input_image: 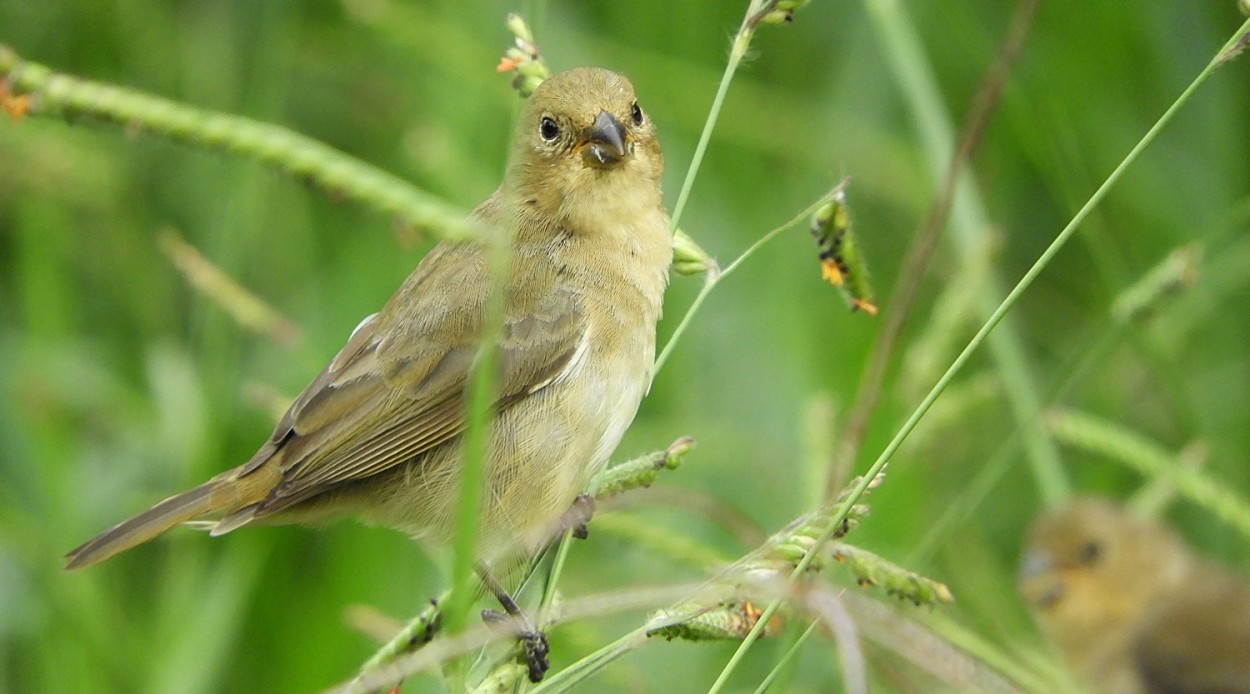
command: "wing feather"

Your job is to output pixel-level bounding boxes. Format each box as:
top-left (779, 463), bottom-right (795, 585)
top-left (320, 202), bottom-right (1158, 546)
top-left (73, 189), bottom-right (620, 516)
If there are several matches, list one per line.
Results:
top-left (234, 225), bottom-right (586, 521)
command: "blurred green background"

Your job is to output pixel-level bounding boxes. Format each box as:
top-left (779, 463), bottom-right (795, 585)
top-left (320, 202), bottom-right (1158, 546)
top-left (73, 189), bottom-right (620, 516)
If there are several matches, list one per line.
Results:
top-left (2, 1), bottom-right (1249, 692)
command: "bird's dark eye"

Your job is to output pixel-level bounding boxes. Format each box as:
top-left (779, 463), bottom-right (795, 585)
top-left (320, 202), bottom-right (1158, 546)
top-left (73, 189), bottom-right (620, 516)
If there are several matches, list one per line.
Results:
top-left (539, 116), bottom-right (560, 141)
top-left (1079, 541), bottom-right (1102, 565)
top-left (630, 101), bottom-right (643, 126)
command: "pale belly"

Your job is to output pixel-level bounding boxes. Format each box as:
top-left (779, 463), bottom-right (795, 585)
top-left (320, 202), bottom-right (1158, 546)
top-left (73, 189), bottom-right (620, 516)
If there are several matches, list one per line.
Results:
top-left (360, 335), bottom-right (653, 566)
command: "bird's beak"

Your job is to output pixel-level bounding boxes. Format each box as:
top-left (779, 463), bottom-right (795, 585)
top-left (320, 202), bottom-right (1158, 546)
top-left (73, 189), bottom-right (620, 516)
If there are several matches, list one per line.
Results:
top-left (1018, 551), bottom-right (1064, 608)
top-left (581, 111), bottom-right (629, 168)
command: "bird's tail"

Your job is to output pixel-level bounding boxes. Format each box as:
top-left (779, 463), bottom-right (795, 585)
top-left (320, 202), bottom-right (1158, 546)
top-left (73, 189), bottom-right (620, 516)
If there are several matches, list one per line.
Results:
top-left (64, 478), bottom-right (237, 570)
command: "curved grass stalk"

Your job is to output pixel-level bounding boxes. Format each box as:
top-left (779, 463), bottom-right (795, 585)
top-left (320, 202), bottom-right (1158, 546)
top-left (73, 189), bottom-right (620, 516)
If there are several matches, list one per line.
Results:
top-left (1047, 409), bottom-right (1250, 539)
top-left (705, 13), bottom-right (1250, 693)
top-left (0, 44), bottom-right (475, 240)
top-left (668, 0), bottom-right (775, 232)
top-left (654, 193), bottom-right (834, 376)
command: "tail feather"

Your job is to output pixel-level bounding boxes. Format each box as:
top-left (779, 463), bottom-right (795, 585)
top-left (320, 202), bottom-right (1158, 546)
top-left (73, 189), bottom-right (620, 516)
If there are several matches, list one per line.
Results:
top-left (65, 480), bottom-right (228, 570)
top-left (210, 503), bottom-right (261, 536)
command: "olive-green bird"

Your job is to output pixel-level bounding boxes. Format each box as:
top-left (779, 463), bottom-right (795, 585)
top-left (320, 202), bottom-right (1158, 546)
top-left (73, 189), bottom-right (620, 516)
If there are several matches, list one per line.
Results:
top-left (65, 67), bottom-right (671, 574)
top-left (1020, 497), bottom-right (1250, 694)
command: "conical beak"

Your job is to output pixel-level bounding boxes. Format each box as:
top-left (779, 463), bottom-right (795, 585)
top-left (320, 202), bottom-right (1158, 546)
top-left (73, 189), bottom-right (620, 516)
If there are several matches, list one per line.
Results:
top-left (1018, 550), bottom-right (1063, 608)
top-left (582, 110), bottom-right (629, 168)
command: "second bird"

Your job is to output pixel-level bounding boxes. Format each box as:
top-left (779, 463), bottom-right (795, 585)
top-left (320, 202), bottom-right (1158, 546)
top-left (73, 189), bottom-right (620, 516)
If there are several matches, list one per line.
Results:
top-left (1020, 498), bottom-right (1250, 694)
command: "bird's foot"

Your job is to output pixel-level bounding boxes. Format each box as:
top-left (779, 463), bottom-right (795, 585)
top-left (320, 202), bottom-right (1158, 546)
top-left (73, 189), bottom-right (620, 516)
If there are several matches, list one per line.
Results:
top-left (480, 609), bottom-right (550, 681)
top-left (520, 629), bottom-right (550, 682)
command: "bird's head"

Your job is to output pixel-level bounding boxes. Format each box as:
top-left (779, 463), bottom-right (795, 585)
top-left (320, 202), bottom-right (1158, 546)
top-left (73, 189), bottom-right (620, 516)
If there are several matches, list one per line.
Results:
top-left (505, 67), bottom-right (663, 232)
top-left (1019, 498), bottom-right (1190, 642)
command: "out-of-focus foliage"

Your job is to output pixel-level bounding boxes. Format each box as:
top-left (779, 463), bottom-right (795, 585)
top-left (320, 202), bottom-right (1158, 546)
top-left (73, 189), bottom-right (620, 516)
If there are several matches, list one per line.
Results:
top-left (1, 1), bottom-right (1248, 692)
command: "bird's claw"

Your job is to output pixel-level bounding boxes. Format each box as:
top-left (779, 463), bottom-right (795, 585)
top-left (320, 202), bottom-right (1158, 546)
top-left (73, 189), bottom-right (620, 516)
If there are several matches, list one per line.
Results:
top-left (520, 629), bottom-right (550, 682)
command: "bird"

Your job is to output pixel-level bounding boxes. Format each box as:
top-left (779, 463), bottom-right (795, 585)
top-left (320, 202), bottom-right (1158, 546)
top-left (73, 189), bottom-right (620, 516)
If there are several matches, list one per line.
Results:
top-left (65, 67), bottom-right (669, 581)
top-left (1019, 497), bottom-right (1250, 694)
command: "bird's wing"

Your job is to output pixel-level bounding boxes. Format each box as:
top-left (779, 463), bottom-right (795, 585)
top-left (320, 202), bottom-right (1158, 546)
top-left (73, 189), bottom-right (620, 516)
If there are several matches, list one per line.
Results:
top-left (1132, 564), bottom-right (1250, 694)
top-left (226, 226), bottom-right (584, 522)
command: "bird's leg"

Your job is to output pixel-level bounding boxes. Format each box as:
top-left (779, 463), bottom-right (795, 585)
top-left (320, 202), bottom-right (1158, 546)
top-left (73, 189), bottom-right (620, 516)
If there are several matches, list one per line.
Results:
top-left (477, 565), bottom-right (550, 683)
top-left (472, 494), bottom-right (597, 681)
